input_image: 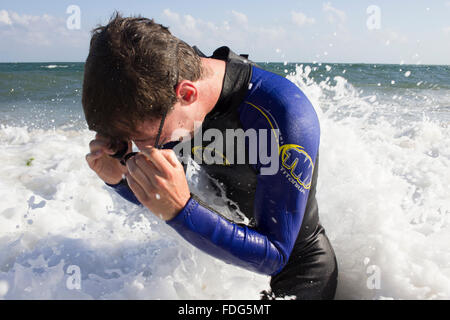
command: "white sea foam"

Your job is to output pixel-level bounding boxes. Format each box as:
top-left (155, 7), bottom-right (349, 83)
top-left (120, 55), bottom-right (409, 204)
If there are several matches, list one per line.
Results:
top-left (0, 66), bottom-right (449, 299)
top-left (288, 65), bottom-right (450, 299)
top-left (41, 65), bottom-right (69, 69)
top-left (0, 126), bottom-right (268, 299)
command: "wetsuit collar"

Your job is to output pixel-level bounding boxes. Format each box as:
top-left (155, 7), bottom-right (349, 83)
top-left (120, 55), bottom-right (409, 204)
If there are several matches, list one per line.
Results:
top-left (203, 46), bottom-right (252, 121)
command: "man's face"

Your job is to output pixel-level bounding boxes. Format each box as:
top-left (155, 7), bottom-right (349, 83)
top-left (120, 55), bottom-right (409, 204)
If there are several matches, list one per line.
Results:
top-left (127, 80), bottom-right (202, 150)
top-left (130, 106), bottom-right (196, 151)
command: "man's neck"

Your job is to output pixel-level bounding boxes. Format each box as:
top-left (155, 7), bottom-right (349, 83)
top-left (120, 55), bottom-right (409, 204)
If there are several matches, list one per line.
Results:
top-left (197, 57), bottom-right (226, 118)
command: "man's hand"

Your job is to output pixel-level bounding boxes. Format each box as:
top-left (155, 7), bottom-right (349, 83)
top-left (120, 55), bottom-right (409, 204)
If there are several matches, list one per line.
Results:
top-left (86, 134), bottom-right (130, 185)
top-left (125, 147), bottom-right (190, 221)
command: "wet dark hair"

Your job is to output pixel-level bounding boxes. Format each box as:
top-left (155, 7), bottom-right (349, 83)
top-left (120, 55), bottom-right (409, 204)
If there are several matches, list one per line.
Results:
top-left (82, 12), bottom-right (204, 139)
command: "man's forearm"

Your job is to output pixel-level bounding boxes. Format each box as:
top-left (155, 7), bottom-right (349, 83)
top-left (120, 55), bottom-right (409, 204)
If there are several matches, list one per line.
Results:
top-left (166, 195), bottom-right (286, 276)
top-left (107, 180), bottom-right (287, 275)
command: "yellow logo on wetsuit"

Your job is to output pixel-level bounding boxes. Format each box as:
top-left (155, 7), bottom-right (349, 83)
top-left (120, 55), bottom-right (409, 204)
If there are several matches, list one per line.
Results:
top-left (192, 146), bottom-right (231, 166)
top-left (279, 144), bottom-right (314, 190)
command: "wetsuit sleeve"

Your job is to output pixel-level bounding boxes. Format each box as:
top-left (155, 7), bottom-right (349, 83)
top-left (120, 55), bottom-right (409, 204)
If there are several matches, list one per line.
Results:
top-left (167, 74), bottom-right (320, 276)
top-left (167, 194), bottom-right (284, 275)
top-left (106, 179), bottom-right (141, 206)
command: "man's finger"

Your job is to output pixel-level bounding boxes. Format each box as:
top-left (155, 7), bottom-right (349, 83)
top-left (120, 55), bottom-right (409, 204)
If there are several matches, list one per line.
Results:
top-left (95, 133), bottom-right (112, 142)
top-left (126, 156), bottom-right (156, 192)
top-left (160, 149), bottom-right (179, 168)
top-left (85, 150), bottom-right (103, 164)
top-left (141, 147), bottom-right (172, 174)
top-left (133, 154), bottom-right (166, 188)
top-left (125, 173), bottom-right (148, 202)
top-left (89, 140), bottom-right (116, 155)
top-left (135, 154), bottom-right (170, 193)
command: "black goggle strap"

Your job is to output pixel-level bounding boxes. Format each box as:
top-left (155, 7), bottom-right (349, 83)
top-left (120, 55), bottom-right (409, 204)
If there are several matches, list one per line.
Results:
top-left (153, 109), bottom-right (167, 149)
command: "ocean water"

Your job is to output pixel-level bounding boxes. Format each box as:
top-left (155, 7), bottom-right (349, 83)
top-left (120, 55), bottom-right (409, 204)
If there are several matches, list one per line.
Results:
top-left (0, 62), bottom-right (449, 299)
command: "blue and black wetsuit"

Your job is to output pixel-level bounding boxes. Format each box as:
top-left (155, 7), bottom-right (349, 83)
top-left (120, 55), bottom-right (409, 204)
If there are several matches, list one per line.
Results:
top-left (109, 46), bottom-right (338, 299)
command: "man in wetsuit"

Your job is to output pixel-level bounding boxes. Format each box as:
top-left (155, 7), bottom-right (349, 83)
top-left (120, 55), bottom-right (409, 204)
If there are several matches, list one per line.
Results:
top-left (83, 14), bottom-right (338, 299)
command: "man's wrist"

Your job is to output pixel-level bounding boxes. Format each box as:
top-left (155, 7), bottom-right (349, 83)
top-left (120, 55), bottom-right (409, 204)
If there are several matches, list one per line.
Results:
top-left (166, 194), bottom-right (198, 223)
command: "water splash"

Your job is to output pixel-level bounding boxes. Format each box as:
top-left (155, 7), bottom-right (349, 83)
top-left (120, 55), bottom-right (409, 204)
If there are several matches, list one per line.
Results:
top-left (0, 65), bottom-right (449, 299)
top-left (288, 64), bottom-right (450, 299)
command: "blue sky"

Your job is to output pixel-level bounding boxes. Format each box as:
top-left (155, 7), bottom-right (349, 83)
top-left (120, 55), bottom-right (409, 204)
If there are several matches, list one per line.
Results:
top-left (1, 0), bottom-right (449, 64)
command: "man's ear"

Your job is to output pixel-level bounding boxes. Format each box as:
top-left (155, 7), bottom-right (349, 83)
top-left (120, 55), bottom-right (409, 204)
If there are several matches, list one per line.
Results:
top-left (177, 81), bottom-right (197, 105)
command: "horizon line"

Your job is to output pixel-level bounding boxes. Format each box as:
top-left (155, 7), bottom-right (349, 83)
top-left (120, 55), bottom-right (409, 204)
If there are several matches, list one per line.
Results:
top-left (0, 61), bottom-right (449, 67)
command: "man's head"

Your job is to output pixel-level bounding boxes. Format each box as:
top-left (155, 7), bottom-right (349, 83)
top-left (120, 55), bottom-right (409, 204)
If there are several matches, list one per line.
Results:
top-left (82, 13), bottom-right (204, 147)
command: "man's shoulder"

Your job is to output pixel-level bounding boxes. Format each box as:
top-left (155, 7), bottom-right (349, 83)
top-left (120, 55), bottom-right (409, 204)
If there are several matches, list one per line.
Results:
top-left (242, 67), bottom-right (318, 127)
top-left (237, 66), bottom-right (320, 154)
top-left (249, 66), bottom-right (307, 103)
